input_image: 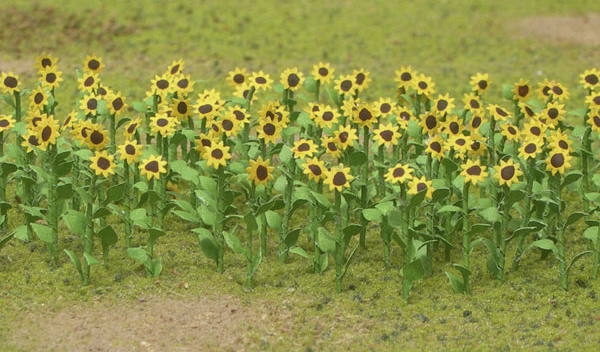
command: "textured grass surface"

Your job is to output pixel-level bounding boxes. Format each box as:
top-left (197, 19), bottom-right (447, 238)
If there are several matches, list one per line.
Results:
top-left (1, 0), bottom-right (600, 350)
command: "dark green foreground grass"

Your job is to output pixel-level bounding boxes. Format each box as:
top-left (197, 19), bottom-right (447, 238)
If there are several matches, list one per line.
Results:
top-left (1, 0), bottom-right (600, 350)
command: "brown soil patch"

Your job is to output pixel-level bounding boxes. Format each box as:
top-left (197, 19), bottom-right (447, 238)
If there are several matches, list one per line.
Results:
top-left (8, 295), bottom-right (293, 352)
top-left (511, 14), bottom-right (600, 46)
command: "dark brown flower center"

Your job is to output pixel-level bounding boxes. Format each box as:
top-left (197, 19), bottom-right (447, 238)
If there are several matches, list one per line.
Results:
top-left (28, 134), bottom-right (40, 146)
top-left (87, 98), bottom-right (98, 110)
top-left (222, 119), bottom-right (233, 131)
top-left (97, 157), bottom-right (111, 170)
top-left (256, 165), bottom-right (268, 180)
top-left (198, 104), bottom-right (213, 114)
top-left (455, 138), bottom-right (466, 146)
top-left (501, 165), bottom-right (515, 180)
top-left (0, 119), bottom-right (9, 128)
top-left (547, 108), bottom-right (558, 119)
top-left (177, 78), bottom-right (189, 88)
top-left (380, 103), bottom-right (391, 113)
top-left (233, 73), bottom-right (245, 84)
top-left (558, 140), bottom-right (568, 149)
top-left (495, 107), bottom-right (507, 117)
top-left (332, 172), bottom-right (346, 186)
top-left (508, 126), bottom-right (517, 135)
top-left (470, 100), bottom-right (480, 109)
top-left (32, 117), bottom-right (42, 127)
top-left (449, 122), bottom-right (459, 134)
top-left (552, 86), bottom-right (563, 95)
top-left (437, 100), bottom-right (448, 111)
top-left (593, 115), bottom-right (600, 127)
top-left (263, 123), bottom-right (275, 135)
top-left (338, 132), bottom-right (349, 143)
top-left (327, 142), bottom-right (337, 152)
top-left (355, 73), bottom-right (366, 85)
top-left (400, 111), bottom-right (411, 121)
top-left (127, 123), bottom-right (138, 134)
top-left (401, 72), bottom-right (411, 81)
top-left (340, 80), bottom-right (352, 92)
top-left (157, 118), bottom-right (168, 127)
top-left (211, 149), bottom-right (224, 159)
top-left (425, 115), bottom-right (437, 130)
top-left (478, 80), bottom-right (487, 89)
top-left (232, 110), bottom-right (244, 121)
top-left (530, 127), bottom-right (541, 136)
top-left (418, 81), bottom-right (428, 89)
top-left (393, 167), bottom-right (405, 178)
top-left (585, 74), bottom-right (599, 85)
top-left (416, 182), bottom-right (427, 192)
top-left (90, 130), bottom-right (104, 145)
top-left (84, 76), bottom-right (95, 87)
top-left (41, 58), bottom-right (52, 67)
top-left (170, 64), bottom-right (180, 75)
top-left (287, 73), bottom-right (300, 87)
top-left (125, 144), bottom-right (136, 155)
top-left (322, 111), bottom-right (334, 121)
top-left (471, 116), bottom-right (482, 128)
top-left (430, 141), bottom-right (441, 152)
top-left (88, 59), bottom-right (100, 70)
top-left (550, 153), bottom-right (564, 168)
top-left (177, 101), bottom-right (188, 114)
top-left (466, 165), bottom-right (481, 176)
top-left (593, 96), bottom-right (600, 105)
top-left (518, 85), bottom-right (529, 97)
top-left (34, 93), bottom-right (44, 104)
top-left (380, 130), bottom-right (393, 142)
top-left (297, 143), bottom-right (310, 152)
top-left (255, 77), bottom-right (267, 84)
top-left (524, 143), bottom-right (536, 154)
top-left (145, 161), bottom-right (159, 172)
top-left (358, 108), bottom-right (372, 121)
top-left (112, 97), bottom-right (124, 111)
top-left (318, 67), bottom-right (328, 76)
top-left (45, 73), bottom-right (57, 83)
top-left (308, 164), bottom-right (322, 176)
top-left (41, 126), bottom-right (52, 142)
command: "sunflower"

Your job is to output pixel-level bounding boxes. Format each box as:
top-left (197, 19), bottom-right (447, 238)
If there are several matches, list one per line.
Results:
top-left (22, 131), bottom-right (43, 152)
top-left (341, 96), bottom-right (360, 117)
top-left (322, 136), bottom-right (341, 159)
top-left (448, 134), bottom-right (471, 159)
top-left (539, 102), bottom-right (565, 126)
top-left (124, 118), bottom-right (142, 139)
top-left (585, 92), bottom-right (600, 110)
top-left (194, 132), bottom-right (217, 154)
top-left (463, 92), bottom-right (483, 113)
top-left (414, 74), bottom-right (435, 96)
top-left (425, 135), bottom-right (445, 160)
top-left (89, 150), bottom-right (116, 178)
top-left (334, 75), bottom-right (355, 95)
top-left (116, 140), bottom-right (142, 164)
top-left (78, 72), bottom-right (100, 93)
top-left (256, 120), bottom-right (281, 144)
top-left (373, 123), bottom-right (400, 148)
top-left (217, 114), bottom-right (241, 137)
top-left (460, 159), bottom-right (488, 186)
top-left (433, 93), bottom-right (455, 115)
top-left (80, 94), bottom-right (100, 116)
top-left (150, 113), bottom-right (177, 137)
top-left (97, 85), bottom-right (110, 97)
top-left (302, 157), bottom-right (327, 182)
top-left (0, 115), bottom-right (15, 133)
top-left (353, 68), bottom-right (371, 92)
top-left (581, 69), bottom-right (600, 90)
top-left (166, 98), bottom-right (189, 121)
top-left (512, 79), bottom-right (531, 101)
top-left (227, 106), bottom-right (250, 125)
top-left (314, 105), bottom-right (339, 128)
top-left (419, 112), bottom-right (440, 135)
top-left (548, 82), bottom-right (569, 101)
top-left (106, 92), bottom-right (127, 115)
top-left (487, 104), bottom-right (511, 122)
top-left (500, 123), bottom-right (520, 142)
top-left (396, 106), bottom-right (414, 130)
top-left (233, 84), bottom-right (258, 103)
top-left (258, 102), bottom-right (289, 126)
top-left (227, 68), bottom-right (248, 87)
top-left (26, 111), bottom-right (46, 130)
top-left (334, 124), bottom-right (358, 150)
top-left (139, 155), bottom-right (168, 180)
top-left (394, 66), bottom-right (417, 89)
top-left (30, 86), bottom-right (48, 110)
top-left (249, 71), bottom-right (273, 91)
top-left (202, 141), bottom-right (231, 169)
top-left (171, 73), bottom-right (193, 95)
top-left (150, 74), bottom-right (174, 97)
top-left (86, 124), bottom-right (110, 150)
top-left (546, 151), bottom-right (572, 175)
top-left (166, 59), bottom-right (184, 76)
top-left (537, 79), bottom-right (553, 100)
top-left (373, 98), bottom-right (396, 118)
top-left (468, 113), bottom-right (487, 131)
top-left (71, 119), bottom-right (93, 145)
top-left (292, 139), bottom-right (318, 159)
top-left (246, 157), bottom-right (274, 186)
top-left (519, 139), bottom-right (543, 160)
top-left (518, 101), bottom-right (537, 119)
top-left (35, 53), bottom-right (58, 73)
top-left (385, 163), bottom-right (413, 184)
top-left (36, 115), bottom-right (60, 148)
top-left (83, 55), bottom-right (104, 73)
top-left (588, 111), bottom-right (600, 133)
top-left (39, 67), bottom-right (63, 89)
top-left (493, 159), bottom-right (523, 187)
top-left (547, 130), bottom-right (573, 154)
top-left (194, 91), bottom-right (224, 121)
top-left (312, 62), bottom-right (335, 83)
top-left (523, 120), bottom-right (546, 140)
top-left (467, 133), bottom-right (487, 158)
top-left (353, 102), bottom-right (378, 129)
top-left (0, 72), bottom-right (19, 93)
top-left (408, 176), bottom-right (434, 199)
top-left (281, 68), bottom-right (304, 91)
top-left (325, 164), bottom-right (354, 192)
top-left (442, 115), bottom-right (464, 136)
top-left (470, 73), bottom-right (491, 94)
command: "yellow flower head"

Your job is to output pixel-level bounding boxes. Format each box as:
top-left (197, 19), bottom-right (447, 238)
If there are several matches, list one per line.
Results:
top-left (90, 150), bottom-right (116, 178)
top-left (373, 123), bottom-right (400, 148)
top-left (83, 55), bottom-right (104, 73)
top-left (334, 124), bottom-right (358, 150)
top-left (246, 157), bottom-right (275, 186)
top-left (470, 73), bottom-right (491, 94)
top-left (580, 69), bottom-right (600, 91)
top-left (385, 163), bottom-right (414, 184)
top-left (281, 68), bottom-right (304, 91)
top-left (353, 68), bottom-right (371, 92)
top-left (546, 151), bottom-right (572, 176)
top-left (118, 140), bottom-right (143, 164)
top-left (334, 75), bottom-right (355, 95)
top-left (408, 176), bottom-right (434, 199)
top-left (249, 70), bottom-right (273, 91)
top-left (0, 115), bottom-right (15, 133)
top-left (460, 159), bottom-right (488, 186)
top-left (433, 93), bottom-right (455, 115)
top-left (512, 78), bottom-right (531, 101)
top-left (493, 159), bottom-right (523, 187)
top-left (325, 164), bottom-right (354, 192)
top-left (202, 141), bottom-right (231, 169)
top-left (35, 53), bottom-right (58, 73)
top-left (302, 157), bottom-right (327, 182)
top-left (312, 62), bottom-right (335, 83)
top-left (139, 155), bottom-right (168, 180)
top-left (394, 66), bottom-right (417, 89)
top-left (227, 67), bottom-right (248, 87)
top-left (166, 59), bottom-right (185, 76)
top-left (39, 66), bottom-right (63, 89)
top-left (0, 72), bottom-right (19, 93)
top-left (292, 139), bottom-right (318, 159)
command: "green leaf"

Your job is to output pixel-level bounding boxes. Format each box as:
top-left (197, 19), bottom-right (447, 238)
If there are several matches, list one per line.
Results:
top-left (147, 228), bottom-right (166, 245)
top-left (198, 176), bottom-right (217, 196)
top-left (0, 232), bottom-right (14, 251)
top-left (64, 249), bottom-right (84, 281)
top-left (501, 83), bottom-right (513, 100)
top-left (93, 207), bottom-right (111, 219)
top-left (12, 225), bottom-right (29, 242)
top-left (506, 190), bottom-right (525, 206)
top-left (0, 162), bottom-right (17, 177)
top-left (584, 226), bottom-right (599, 243)
top-left (438, 205), bottom-right (462, 213)
top-left (374, 201), bottom-right (394, 216)
top-left (349, 151), bottom-right (368, 167)
top-left (200, 206), bottom-right (217, 226)
top-left (127, 247), bottom-right (149, 265)
top-left (290, 247), bottom-right (310, 259)
top-left (445, 271), bottom-right (465, 294)
top-left (479, 207), bottom-right (501, 223)
top-left (532, 239), bottom-right (557, 252)
top-left (170, 160), bottom-right (199, 185)
top-left (388, 209), bottom-right (403, 228)
top-left (265, 210), bottom-right (281, 229)
top-left (97, 226), bottom-right (118, 257)
top-left (244, 213), bottom-right (258, 232)
top-left (195, 229), bottom-right (219, 262)
top-left (256, 196), bottom-right (280, 214)
top-left (130, 208), bottom-right (149, 229)
top-left (564, 212), bottom-right (586, 228)
top-left (284, 228), bottom-right (301, 247)
top-left (585, 192), bottom-right (600, 205)
top-left (132, 101), bottom-right (147, 113)
top-left (105, 183), bottom-right (126, 204)
top-left (273, 175), bottom-right (287, 194)
top-left (31, 223), bottom-right (54, 244)
top-left (56, 183), bottom-right (73, 200)
top-left (442, 158), bottom-right (459, 173)
top-left (408, 189), bottom-right (426, 209)
top-left (343, 224), bottom-right (362, 238)
top-left (316, 228), bottom-right (336, 253)
top-left (362, 208), bottom-right (382, 223)
top-left (84, 252), bottom-right (101, 266)
top-left (310, 190), bottom-right (331, 208)
top-left (466, 223), bottom-right (491, 237)
top-left (223, 231), bottom-right (245, 254)
top-left (402, 259), bottom-right (425, 302)
top-left (431, 188), bottom-right (450, 203)
top-left (561, 171), bottom-right (582, 189)
top-left (279, 145), bottom-right (293, 164)
top-left (63, 210), bottom-right (86, 237)
top-left (304, 76), bottom-right (318, 93)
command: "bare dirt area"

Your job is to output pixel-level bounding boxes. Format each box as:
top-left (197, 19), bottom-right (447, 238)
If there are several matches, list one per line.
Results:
top-left (511, 14), bottom-right (600, 46)
top-left (7, 294), bottom-right (294, 352)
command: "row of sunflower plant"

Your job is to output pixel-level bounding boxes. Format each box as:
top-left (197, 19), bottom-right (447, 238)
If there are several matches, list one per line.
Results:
top-left (1, 55), bottom-right (600, 299)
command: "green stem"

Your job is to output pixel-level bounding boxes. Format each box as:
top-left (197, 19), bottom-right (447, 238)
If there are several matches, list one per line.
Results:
top-left (498, 186), bottom-right (510, 281)
top-left (462, 181), bottom-right (471, 294)
top-left (359, 126), bottom-right (370, 248)
top-left (279, 159), bottom-right (296, 263)
top-left (84, 173), bottom-right (97, 285)
top-left (334, 191), bottom-right (343, 293)
top-left (124, 160), bottom-right (132, 248)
